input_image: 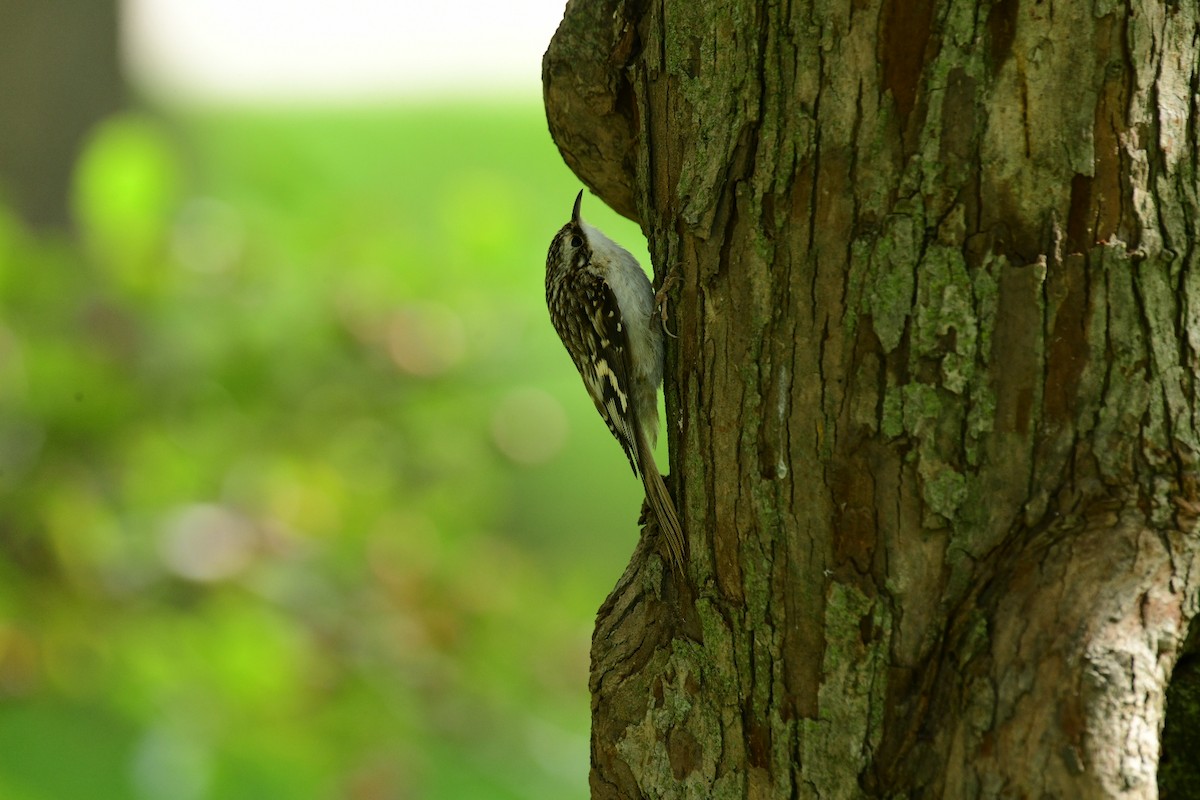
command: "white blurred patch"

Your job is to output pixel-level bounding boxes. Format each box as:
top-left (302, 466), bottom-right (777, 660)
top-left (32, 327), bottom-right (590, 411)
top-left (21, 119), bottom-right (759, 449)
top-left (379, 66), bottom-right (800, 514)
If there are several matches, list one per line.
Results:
top-left (160, 503), bottom-right (256, 582)
top-left (121, 0), bottom-right (568, 103)
top-left (490, 387), bottom-right (567, 466)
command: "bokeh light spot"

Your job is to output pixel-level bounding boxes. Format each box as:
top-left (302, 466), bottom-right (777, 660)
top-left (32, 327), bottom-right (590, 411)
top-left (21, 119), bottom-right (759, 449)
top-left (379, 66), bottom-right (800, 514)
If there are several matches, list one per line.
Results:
top-left (0, 414), bottom-right (45, 486)
top-left (159, 503), bottom-right (256, 582)
top-left (72, 114), bottom-right (182, 292)
top-left (170, 197), bottom-right (246, 275)
top-left (0, 322), bottom-right (26, 402)
top-left (386, 302), bottom-right (466, 377)
top-left (131, 725), bottom-right (211, 800)
top-left (490, 387), bottom-right (568, 466)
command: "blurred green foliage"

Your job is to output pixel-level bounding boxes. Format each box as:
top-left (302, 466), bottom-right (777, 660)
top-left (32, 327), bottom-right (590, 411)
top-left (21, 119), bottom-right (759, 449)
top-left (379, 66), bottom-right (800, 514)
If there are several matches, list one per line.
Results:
top-left (0, 103), bottom-right (654, 799)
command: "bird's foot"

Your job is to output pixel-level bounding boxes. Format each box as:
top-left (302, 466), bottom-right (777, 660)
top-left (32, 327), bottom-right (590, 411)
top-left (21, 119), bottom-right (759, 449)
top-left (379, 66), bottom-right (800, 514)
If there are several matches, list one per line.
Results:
top-left (655, 267), bottom-right (680, 339)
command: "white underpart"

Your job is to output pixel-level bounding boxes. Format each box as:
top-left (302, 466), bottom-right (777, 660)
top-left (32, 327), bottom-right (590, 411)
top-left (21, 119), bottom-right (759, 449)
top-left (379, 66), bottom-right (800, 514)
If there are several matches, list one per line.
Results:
top-left (580, 220), bottom-right (664, 448)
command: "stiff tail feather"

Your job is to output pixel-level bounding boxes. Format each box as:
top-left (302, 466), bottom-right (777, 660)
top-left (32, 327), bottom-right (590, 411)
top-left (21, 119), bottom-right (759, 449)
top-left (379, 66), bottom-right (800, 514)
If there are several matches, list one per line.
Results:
top-left (636, 430), bottom-right (686, 576)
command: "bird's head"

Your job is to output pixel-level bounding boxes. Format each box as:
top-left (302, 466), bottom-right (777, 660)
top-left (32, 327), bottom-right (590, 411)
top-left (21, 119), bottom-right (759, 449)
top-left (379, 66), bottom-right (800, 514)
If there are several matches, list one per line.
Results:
top-left (546, 190), bottom-right (591, 273)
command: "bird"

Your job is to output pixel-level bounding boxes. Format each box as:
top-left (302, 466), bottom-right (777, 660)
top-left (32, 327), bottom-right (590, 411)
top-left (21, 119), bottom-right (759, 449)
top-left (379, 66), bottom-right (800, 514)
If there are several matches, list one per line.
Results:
top-left (544, 190), bottom-right (685, 575)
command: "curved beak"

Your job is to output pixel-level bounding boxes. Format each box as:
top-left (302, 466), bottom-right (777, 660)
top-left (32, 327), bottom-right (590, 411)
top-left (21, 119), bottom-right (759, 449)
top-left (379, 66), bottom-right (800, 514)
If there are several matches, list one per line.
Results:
top-left (571, 190), bottom-right (583, 226)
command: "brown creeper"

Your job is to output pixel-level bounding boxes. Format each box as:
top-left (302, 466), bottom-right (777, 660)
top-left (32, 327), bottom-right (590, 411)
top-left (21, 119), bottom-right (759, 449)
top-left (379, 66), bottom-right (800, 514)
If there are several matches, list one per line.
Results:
top-left (545, 191), bottom-right (685, 575)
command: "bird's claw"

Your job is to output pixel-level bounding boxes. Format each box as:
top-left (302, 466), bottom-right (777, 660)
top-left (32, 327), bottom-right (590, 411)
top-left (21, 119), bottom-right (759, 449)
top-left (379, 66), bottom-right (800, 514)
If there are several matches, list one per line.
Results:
top-left (655, 267), bottom-right (680, 339)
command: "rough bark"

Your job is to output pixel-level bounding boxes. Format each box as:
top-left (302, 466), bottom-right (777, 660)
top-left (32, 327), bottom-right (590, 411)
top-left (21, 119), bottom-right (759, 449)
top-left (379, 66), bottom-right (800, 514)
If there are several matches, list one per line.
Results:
top-left (546, 0), bottom-right (1200, 797)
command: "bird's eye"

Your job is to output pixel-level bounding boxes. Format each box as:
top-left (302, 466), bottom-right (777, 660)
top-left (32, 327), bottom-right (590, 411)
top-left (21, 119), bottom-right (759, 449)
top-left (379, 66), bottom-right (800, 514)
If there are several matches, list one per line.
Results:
top-left (570, 234), bottom-right (583, 248)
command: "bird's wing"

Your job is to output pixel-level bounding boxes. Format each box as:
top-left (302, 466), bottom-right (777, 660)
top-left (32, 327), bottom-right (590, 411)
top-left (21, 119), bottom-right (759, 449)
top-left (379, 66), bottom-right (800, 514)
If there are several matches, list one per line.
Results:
top-left (570, 273), bottom-right (641, 477)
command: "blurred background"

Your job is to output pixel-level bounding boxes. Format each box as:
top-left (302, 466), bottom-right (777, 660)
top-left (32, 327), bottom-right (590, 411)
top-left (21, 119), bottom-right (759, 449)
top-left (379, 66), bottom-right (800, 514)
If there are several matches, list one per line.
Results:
top-left (0, 2), bottom-right (653, 797)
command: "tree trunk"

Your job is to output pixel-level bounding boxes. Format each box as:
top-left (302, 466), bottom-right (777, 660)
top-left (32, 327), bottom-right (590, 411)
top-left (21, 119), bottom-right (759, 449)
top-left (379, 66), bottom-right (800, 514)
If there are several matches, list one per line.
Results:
top-left (0, 0), bottom-right (123, 228)
top-left (545, 0), bottom-right (1200, 797)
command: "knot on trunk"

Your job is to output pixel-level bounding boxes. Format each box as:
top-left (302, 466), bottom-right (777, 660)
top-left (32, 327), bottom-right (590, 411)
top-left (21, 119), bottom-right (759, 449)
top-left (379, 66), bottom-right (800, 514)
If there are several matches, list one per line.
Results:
top-left (543, 0), bottom-right (641, 222)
